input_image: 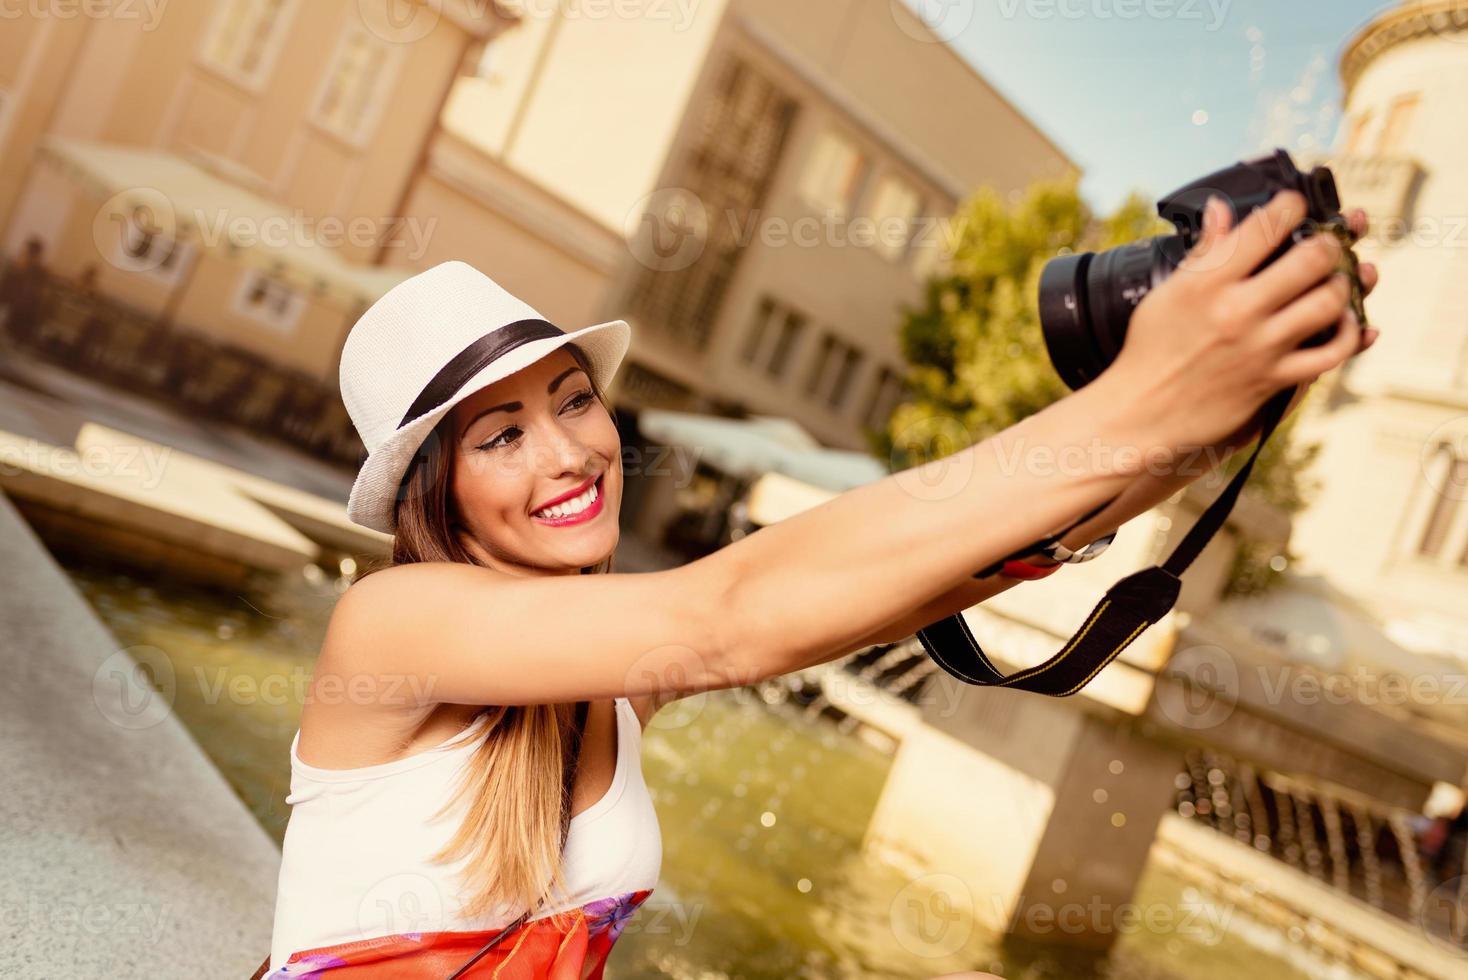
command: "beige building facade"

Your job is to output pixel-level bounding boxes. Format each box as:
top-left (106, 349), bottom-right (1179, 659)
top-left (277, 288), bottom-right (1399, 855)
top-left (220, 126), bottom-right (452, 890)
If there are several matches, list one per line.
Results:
top-left (1, 0), bottom-right (1076, 453)
top-left (0, 0), bottom-right (516, 381)
top-left (403, 0), bottom-right (1079, 449)
top-left (1293, 0), bottom-right (1468, 658)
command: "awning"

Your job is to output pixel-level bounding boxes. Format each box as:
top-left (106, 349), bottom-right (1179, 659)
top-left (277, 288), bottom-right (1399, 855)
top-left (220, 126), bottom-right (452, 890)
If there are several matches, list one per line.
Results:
top-left (637, 409), bottom-right (888, 493)
top-left (1220, 572), bottom-right (1450, 677)
top-left (36, 136), bottom-right (413, 309)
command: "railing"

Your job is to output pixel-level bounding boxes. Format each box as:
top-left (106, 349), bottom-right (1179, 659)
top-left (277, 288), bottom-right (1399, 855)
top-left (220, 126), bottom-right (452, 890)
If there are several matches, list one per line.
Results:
top-left (1175, 747), bottom-right (1468, 951)
top-left (0, 261), bottom-right (363, 467)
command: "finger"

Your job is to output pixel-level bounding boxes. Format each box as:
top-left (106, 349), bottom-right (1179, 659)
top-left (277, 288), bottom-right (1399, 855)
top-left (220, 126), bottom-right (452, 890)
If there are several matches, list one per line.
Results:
top-left (1245, 232), bottom-right (1344, 314)
top-left (1213, 190), bottom-right (1309, 281)
top-left (1361, 327), bottom-right (1380, 351)
top-left (1264, 273), bottom-right (1352, 349)
top-left (1361, 262), bottom-right (1378, 296)
top-left (1346, 207), bottom-right (1369, 240)
top-left (1179, 196), bottom-right (1235, 272)
top-left (1273, 309), bottom-right (1364, 386)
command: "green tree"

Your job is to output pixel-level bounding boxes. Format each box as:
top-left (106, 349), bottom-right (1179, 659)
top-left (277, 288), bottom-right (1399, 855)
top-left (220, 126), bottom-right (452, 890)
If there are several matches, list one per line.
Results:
top-left (863, 174), bottom-right (1320, 597)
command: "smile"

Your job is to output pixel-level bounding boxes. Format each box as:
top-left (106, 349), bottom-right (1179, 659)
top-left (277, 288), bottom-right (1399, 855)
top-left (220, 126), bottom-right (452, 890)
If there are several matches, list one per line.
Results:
top-left (531, 474), bottom-right (605, 527)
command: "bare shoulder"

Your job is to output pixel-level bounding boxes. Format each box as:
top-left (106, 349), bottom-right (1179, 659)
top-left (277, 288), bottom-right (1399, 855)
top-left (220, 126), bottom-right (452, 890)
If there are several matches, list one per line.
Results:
top-left (323, 563), bottom-right (483, 664)
top-left (330, 561), bottom-right (495, 628)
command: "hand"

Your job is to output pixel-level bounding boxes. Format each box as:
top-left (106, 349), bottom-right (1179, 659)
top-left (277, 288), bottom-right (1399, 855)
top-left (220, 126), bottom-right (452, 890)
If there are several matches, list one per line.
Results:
top-left (1215, 205), bottom-right (1380, 453)
top-left (1104, 189), bottom-right (1371, 461)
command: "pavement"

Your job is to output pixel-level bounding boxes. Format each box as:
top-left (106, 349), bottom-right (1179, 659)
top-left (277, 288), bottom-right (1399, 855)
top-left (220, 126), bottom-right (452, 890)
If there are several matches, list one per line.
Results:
top-left (0, 489), bottom-right (280, 978)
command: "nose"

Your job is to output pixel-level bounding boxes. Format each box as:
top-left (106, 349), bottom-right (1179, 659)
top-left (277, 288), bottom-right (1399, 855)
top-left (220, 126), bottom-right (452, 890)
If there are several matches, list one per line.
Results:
top-left (541, 416), bottom-right (596, 481)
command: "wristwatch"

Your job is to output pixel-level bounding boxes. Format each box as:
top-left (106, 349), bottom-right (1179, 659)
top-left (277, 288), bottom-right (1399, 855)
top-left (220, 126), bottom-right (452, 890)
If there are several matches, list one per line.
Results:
top-left (973, 528), bottom-right (1119, 581)
top-left (1039, 529), bottom-right (1117, 564)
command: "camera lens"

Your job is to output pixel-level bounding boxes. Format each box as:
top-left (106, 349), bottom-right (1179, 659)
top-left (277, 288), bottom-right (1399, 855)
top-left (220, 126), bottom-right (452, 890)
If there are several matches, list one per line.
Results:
top-left (1039, 238), bottom-right (1176, 391)
top-left (1038, 252), bottom-right (1105, 391)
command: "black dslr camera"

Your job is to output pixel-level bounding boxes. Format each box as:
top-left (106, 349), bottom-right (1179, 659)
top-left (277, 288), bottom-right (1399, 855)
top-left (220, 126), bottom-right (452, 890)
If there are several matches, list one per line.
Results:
top-left (1038, 148), bottom-right (1369, 391)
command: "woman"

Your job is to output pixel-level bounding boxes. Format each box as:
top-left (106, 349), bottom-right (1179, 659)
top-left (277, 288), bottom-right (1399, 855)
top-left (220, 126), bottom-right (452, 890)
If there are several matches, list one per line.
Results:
top-left (262, 192), bottom-right (1377, 978)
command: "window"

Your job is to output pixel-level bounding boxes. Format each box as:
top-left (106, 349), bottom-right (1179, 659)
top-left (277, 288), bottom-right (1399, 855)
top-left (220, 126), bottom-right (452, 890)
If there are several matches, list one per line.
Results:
top-left (740, 296), bottom-right (807, 381)
top-left (767, 310), bottom-right (806, 380)
top-left (740, 296), bottom-right (776, 365)
top-left (115, 204), bottom-right (196, 289)
top-left (798, 127), bottom-right (866, 218)
top-left (865, 173), bottom-right (922, 261)
top-left (312, 19), bottom-right (403, 145)
top-left (1343, 111), bottom-right (1373, 154)
top-left (232, 269), bottom-right (305, 333)
top-left (1378, 94), bottom-right (1421, 155)
top-left (804, 330), bottom-right (865, 412)
top-left (805, 334), bottom-right (836, 396)
top-left (863, 365), bottom-right (908, 430)
top-left (829, 346), bottom-right (863, 410)
top-left (1417, 450), bottom-right (1468, 558)
top-left (624, 56), bottom-right (797, 353)
top-left (199, 0), bottom-right (299, 89)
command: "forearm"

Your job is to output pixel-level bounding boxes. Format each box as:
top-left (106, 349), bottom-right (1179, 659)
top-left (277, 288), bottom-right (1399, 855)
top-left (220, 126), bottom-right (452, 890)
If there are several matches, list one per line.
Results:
top-left (798, 441), bottom-right (1230, 663)
top-left (711, 373), bottom-right (1158, 684)
top-left (1049, 439), bottom-right (1231, 556)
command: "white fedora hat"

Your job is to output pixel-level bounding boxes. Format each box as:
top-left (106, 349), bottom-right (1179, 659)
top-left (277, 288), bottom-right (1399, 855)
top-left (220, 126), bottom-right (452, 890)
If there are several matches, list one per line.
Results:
top-left (339, 260), bottom-right (631, 534)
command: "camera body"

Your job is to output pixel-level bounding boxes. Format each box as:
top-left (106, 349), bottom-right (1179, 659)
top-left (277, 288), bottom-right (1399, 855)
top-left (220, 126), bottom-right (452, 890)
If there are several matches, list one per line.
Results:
top-left (1038, 148), bottom-right (1368, 392)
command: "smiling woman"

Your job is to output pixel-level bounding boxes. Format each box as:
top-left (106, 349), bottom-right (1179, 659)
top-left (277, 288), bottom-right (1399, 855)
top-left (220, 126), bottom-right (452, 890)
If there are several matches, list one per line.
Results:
top-left (263, 205), bottom-right (1373, 976)
top-left (446, 353), bottom-right (620, 572)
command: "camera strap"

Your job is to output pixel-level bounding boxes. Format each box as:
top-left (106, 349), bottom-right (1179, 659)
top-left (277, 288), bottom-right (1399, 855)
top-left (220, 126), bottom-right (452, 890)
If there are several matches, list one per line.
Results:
top-left (916, 386), bottom-right (1295, 697)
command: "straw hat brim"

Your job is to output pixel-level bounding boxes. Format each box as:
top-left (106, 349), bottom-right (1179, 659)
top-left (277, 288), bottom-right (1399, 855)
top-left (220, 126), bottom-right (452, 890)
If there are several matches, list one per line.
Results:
top-left (346, 318), bottom-right (631, 535)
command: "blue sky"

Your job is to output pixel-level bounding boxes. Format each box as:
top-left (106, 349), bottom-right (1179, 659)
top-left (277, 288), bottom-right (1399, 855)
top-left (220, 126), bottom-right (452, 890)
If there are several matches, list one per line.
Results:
top-left (903, 0), bottom-right (1396, 212)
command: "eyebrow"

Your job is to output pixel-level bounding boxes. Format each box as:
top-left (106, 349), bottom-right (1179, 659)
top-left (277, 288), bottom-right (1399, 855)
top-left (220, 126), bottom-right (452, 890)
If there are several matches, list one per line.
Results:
top-left (459, 365), bottom-right (586, 439)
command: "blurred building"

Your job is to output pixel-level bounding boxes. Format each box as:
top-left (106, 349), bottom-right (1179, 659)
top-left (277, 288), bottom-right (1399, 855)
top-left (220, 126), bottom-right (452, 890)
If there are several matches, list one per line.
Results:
top-left (414, 0), bottom-right (1078, 450)
top-left (0, 0), bottom-right (1076, 455)
top-left (0, 0), bottom-right (519, 381)
top-left (1294, 0), bottom-right (1468, 659)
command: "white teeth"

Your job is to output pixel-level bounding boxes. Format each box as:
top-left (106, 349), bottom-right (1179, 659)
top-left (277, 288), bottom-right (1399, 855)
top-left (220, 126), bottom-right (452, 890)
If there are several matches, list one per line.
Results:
top-left (535, 480), bottom-right (598, 520)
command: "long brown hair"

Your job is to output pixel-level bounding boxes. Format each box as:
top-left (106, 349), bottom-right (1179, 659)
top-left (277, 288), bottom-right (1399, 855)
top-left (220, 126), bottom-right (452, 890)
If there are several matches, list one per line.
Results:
top-left (354, 342), bottom-right (615, 921)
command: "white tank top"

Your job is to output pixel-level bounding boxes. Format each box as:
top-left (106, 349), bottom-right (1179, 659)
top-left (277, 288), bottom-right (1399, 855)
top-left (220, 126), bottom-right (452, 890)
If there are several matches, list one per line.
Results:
top-left (267, 697), bottom-right (662, 973)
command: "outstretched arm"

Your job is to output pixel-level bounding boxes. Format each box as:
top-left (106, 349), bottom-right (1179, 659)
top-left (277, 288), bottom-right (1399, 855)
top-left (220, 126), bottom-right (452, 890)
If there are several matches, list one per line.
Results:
top-left (326, 191), bottom-right (1365, 709)
top-left (798, 205), bottom-right (1383, 665)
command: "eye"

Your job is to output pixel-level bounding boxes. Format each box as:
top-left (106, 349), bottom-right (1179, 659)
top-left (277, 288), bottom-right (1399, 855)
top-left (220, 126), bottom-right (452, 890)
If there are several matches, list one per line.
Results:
top-left (564, 389), bottom-right (594, 412)
top-left (478, 426), bottom-right (521, 451)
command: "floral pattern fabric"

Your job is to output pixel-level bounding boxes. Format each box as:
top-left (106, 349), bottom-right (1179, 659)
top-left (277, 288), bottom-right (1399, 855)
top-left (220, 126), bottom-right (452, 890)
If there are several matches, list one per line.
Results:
top-left (267, 888), bottom-right (653, 979)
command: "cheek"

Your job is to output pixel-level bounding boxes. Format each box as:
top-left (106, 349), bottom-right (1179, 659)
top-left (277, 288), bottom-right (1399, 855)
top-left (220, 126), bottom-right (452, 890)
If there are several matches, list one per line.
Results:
top-left (452, 452), bottom-right (521, 522)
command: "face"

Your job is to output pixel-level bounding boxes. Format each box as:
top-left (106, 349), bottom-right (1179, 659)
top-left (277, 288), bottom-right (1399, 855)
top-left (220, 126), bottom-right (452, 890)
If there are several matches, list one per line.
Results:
top-left (447, 348), bottom-right (621, 576)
